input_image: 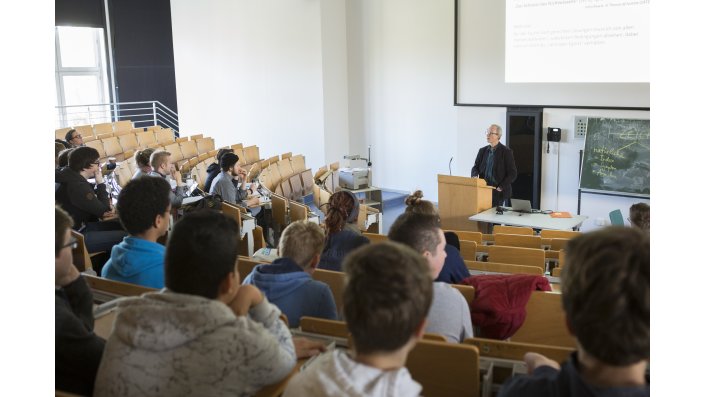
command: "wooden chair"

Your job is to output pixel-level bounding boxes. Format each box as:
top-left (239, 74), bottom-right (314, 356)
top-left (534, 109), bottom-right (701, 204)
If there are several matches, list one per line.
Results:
top-left (114, 129), bottom-right (131, 137)
top-left (135, 130), bottom-right (155, 147)
top-left (465, 260), bottom-right (544, 275)
top-left (406, 340), bottom-right (481, 397)
top-left (163, 142), bottom-right (184, 163)
top-left (281, 152), bottom-right (292, 160)
top-left (300, 169), bottom-right (314, 195)
top-left (511, 291), bottom-right (576, 348)
top-left (463, 337), bottom-right (574, 364)
top-left (73, 124), bottom-right (95, 139)
top-left (541, 230), bottom-right (581, 240)
top-left (289, 200), bottom-right (309, 222)
top-left (175, 136), bottom-right (188, 143)
top-left (422, 333), bottom-right (448, 342)
top-left (552, 267), bottom-right (562, 277)
top-left (494, 233), bottom-right (543, 249)
top-left (234, 147), bottom-right (246, 164)
top-left (448, 230), bottom-right (483, 245)
top-left (84, 274), bottom-right (156, 298)
top-left (312, 269), bottom-right (345, 313)
top-left (102, 136), bottom-right (124, 160)
top-left (299, 316), bottom-right (348, 338)
top-left (55, 127), bottom-right (72, 140)
top-left (319, 187), bottom-right (332, 207)
top-left (450, 284), bottom-right (475, 308)
top-left (70, 230), bottom-right (93, 272)
top-left (288, 174), bottom-right (304, 201)
top-left (488, 245), bottom-right (546, 268)
top-left (549, 238), bottom-right (570, 251)
top-left (493, 225), bottom-right (534, 235)
top-left (222, 201), bottom-right (243, 225)
top-left (118, 133), bottom-right (139, 153)
top-left (113, 120), bottom-right (132, 132)
top-left (189, 133), bottom-right (203, 140)
top-left (96, 132), bottom-right (115, 140)
top-left (253, 226), bottom-right (266, 251)
top-left (155, 128), bottom-right (175, 145)
top-left (281, 179), bottom-right (294, 200)
top-left (179, 140), bottom-right (198, 161)
top-left (271, 193), bottom-right (289, 227)
top-left (93, 122), bottom-right (114, 135)
top-left (459, 240), bottom-right (477, 261)
top-left (362, 232), bottom-right (388, 244)
top-left (115, 162), bottom-right (133, 189)
top-left (278, 159), bottom-right (295, 180)
top-left (195, 137), bottom-right (215, 154)
top-left (291, 155), bottom-right (306, 173)
top-left (85, 139), bottom-right (107, 160)
top-left (230, 143), bottom-right (243, 150)
top-left (244, 145), bottom-right (260, 164)
top-left (236, 256), bottom-right (262, 282)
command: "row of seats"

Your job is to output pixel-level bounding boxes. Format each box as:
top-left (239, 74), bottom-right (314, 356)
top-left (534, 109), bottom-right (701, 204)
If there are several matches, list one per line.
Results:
top-left (55, 120), bottom-right (136, 140)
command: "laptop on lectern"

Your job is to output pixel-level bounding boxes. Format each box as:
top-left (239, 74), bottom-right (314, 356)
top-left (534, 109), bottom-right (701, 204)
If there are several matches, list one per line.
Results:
top-left (510, 199), bottom-right (533, 213)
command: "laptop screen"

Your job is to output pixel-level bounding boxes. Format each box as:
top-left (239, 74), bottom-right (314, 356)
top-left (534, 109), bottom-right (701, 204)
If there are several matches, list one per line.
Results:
top-left (511, 199), bottom-right (533, 213)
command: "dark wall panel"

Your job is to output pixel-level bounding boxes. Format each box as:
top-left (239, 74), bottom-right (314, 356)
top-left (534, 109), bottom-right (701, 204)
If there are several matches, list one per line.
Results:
top-left (56, 0), bottom-right (105, 28)
top-left (109, 0), bottom-right (178, 113)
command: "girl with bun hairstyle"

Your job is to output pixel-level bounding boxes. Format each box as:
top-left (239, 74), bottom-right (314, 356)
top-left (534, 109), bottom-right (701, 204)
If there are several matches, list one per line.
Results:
top-left (404, 190), bottom-right (470, 284)
top-left (318, 190), bottom-right (370, 271)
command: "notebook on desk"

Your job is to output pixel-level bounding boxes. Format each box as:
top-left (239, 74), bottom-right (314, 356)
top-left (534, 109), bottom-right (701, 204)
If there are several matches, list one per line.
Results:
top-left (510, 199), bottom-right (533, 213)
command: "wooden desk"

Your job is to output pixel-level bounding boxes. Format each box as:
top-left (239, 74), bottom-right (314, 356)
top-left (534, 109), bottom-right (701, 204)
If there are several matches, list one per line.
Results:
top-left (470, 208), bottom-right (588, 231)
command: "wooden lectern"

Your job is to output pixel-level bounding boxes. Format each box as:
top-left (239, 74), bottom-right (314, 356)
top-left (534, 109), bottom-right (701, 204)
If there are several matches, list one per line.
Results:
top-left (438, 175), bottom-right (493, 232)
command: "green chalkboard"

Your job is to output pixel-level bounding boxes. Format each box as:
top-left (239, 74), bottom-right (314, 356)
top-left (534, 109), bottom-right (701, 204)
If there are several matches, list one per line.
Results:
top-left (579, 118), bottom-right (650, 196)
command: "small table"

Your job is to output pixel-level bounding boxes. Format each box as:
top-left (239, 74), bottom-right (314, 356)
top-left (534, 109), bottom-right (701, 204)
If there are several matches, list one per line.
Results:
top-left (469, 208), bottom-right (588, 231)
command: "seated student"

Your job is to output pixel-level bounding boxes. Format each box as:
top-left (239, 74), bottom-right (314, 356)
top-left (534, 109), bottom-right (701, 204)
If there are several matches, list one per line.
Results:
top-left (131, 147), bottom-right (156, 179)
top-left (204, 148), bottom-right (234, 193)
top-left (318, 190), bottom-right (370, 271)
top-left (55, 205), bottom-right (105, 396)
top-left (94, 211), bottom-right (299, 396)
top-left (101, 177), bottom-right (171, 289)
top-left (243, 220), bottom-right (337, 327)
top-left (55, 146), bottom-right (126, 254)
top-left (65, 128), bottom-right (84, 148)
top-left (403, 190), bottom-right (470, 284)
top-left (210, 152), bottom-right (259, 210)
top-left (147, 150), bottom-right (189, 208)
top-left (629, 202), bottom-right (650, 232)
top-left (498, 227), bottom-right (649, 397)
top-left (388, 212), bottom-right (474, 343)
top-left (56, 147), bottom-right (75, 169)
top-left (284, 242), bottom-right (433, 397)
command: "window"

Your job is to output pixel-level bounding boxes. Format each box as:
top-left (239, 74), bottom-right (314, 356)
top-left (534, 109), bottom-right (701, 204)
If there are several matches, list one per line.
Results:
top-left (55, 26), bottom-right (111, 127)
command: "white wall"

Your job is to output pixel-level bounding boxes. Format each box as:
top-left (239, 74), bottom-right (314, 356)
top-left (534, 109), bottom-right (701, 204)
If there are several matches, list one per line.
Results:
top-left (170, 0), bottom-right (327, 168)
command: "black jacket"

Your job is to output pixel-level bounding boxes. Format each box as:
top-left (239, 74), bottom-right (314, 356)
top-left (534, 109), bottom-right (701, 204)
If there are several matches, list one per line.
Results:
top-left (203, 162), bottom-right (220, 194)
top-left (55, 167), bottom-right (111, 229)
top-left (55, 276), bottom-right (105, 395)
top-left (471, 143), bottom-right (517, 202)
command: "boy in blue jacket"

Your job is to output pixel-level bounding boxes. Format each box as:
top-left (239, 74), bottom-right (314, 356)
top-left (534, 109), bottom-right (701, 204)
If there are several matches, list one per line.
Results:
top-left (101, 176), bottom-right (171, 288)
top-left (243, 221), bottom-right (337, 327)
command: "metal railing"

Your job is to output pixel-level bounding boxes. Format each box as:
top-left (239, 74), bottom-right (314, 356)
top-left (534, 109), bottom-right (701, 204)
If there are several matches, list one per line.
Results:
top-left (55, 101), bottom-right (179, 133)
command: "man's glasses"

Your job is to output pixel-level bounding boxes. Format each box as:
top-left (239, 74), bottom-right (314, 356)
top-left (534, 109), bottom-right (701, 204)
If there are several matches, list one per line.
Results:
top-left (92, 161), bottom-right (100, 165)
top-left (62, 238), bottom-right (78, 250)
top-left (486, 132), bottom-right (499, 136)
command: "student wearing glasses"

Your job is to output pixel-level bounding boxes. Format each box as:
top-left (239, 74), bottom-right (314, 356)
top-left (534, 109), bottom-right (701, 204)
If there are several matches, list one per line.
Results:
top-left (55, 146), bottom-right (126, 255)
top-left (471, 124), bottom-right (517, 207)
top-left (65, 129), bottom-right (85, 148)
top-left (55, 205), bottom-right (105, 396)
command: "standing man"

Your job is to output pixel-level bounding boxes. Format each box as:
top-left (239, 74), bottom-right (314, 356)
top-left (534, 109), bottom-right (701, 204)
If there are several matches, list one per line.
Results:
top-left (471, 124), bottom-right (517, 207)
top-left (65, 129), bottom-right (84, 148)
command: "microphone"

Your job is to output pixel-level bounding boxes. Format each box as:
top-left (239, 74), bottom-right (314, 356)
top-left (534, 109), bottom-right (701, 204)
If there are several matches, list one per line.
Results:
top-left (449, 157), bottom-right (453, 176)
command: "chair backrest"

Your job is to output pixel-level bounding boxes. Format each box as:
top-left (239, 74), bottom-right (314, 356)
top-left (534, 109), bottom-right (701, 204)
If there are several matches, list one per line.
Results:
top-left (74, 125), bottom-right (95, 139)
top-left (96, 132), bottom-right (114, 141)
top-left (175, 136), bottom-right (188, 143)
top-left (270, 193), bottom-right (288, 227)
top-left (93, 122), bottom-right (114, 135)
top-left (465, 260), bottom-right (544, 275)
top-left (113, 120), bottom-right (132, 132)
top-left (552, 267), bottom-right (562, 277)
top-left (114, 129), bottom-right (131, 137)
top-left (243, 145), bottom-right (260, 164)
top-left (155, 128), bottom-right (175, 145)
top-left (281, 152), bottom-right (292, 160)
top-left (289, 200), bottom-right (308, 223)
top-left (189, 133), bottom-right (203, 140)
top-left (118, 133), bottom-right (139, 153)
top-left (102, 136), bottom-right (123, 157)
top-left (312, 269), bottom-right (345, 313)
top-left (268, 164), bottom-right (282, 188)
top-left (85, 139), bottom-right (106, 158)
top-left (487, 245), bottom-right (546, 268)
top-left (221, 201), bottom-right (242, 226)
top-left (115, 162), bottom-right (133, 189)
top-left (299, 316), bottom-right (349, 338)
top-left (450, 284), bottom-right (475, 307)
top-left (449, 230), bottom-right (483, 244)
top-left (291, 155), bottom-right (306, 173)
top-left (196, 137), bottom-right (215, 154)
top-left (84, 274), bottom-right (157, 297)
top-left (135, 130), bottom-right (156, 147)
top-left (361, 232), bottom-right (388, 244)
top-left (540, 230), bottom-right (581, 240)
top-left (511, 291), bottom-right (576, 348)
top-left (319, 187), bottom-right (332, 207)
top-left (179, 140), bottom-right (198, 160)
top-left (278, 159), bottom-right (295, 180)
top-left (163, 142), bottom-right (183, 162)
top-left (70, 230), bottom-right (93, 272)
top-left (300, 169), bottom-right (314, 196)
top-left (280, 179), bottom-right (293, 200)
top-left (463, 337), bottom-right (574, 364)
top-left (549, 238), bottom-right (570, 251)
top-left (231, 143), bottom-right (243, 150)
top-left (406, 340), bottom-right (480, 397)
top-left (288, 175), bottom-right (303, 200)
top-left (422, 333), bottom-right (448, 342)
top-left (459, 240), bottom-right (477, 261)
top-left (494, 233), bottom-right (543, 249)
top-left (493, 225), bottom-right (534, 235)
top-left (236, 256), bottom-right (261, 282)
top-left (56, 127), bottom-right (72, 140)
top-left (609, 209), bottom-right (624, 226)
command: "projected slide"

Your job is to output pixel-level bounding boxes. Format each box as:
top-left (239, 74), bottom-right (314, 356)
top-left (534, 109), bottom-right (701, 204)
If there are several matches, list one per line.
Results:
top-left (506, 0), bottom-right (649, 83)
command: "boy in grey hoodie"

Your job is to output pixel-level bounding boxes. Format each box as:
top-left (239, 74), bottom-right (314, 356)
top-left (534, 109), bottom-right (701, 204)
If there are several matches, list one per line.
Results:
top-left (284, 242), bottom-right (434, 397)
top-left (94, 211), bottom-right (298, 397)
